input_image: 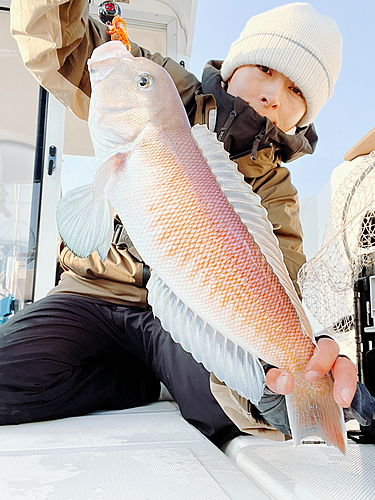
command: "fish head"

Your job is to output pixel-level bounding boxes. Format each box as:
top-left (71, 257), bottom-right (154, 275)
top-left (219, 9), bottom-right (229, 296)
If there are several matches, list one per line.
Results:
top-left (87, 41), bottom-right (188, 158)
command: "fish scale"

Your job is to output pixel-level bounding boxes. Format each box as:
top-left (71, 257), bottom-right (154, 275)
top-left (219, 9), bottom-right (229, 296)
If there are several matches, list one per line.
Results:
top-left (56, 40), bottom-right (347, 453)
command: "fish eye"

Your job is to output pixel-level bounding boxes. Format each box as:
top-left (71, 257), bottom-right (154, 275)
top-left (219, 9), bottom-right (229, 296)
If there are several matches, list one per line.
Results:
top-left (137, 73), bottom-right (154, 89)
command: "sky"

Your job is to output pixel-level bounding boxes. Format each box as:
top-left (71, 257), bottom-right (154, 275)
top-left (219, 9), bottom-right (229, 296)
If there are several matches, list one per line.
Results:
top-left (189, 0), bottom-right (374, 200)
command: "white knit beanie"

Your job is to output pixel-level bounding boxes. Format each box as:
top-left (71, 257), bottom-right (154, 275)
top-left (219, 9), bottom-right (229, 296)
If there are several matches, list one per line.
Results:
top-left (221, 3), bottom-right (342, 126)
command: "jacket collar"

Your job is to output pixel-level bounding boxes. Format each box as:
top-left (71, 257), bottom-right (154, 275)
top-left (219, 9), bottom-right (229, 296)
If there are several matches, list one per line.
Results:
top-left (200, 61), bottom-right (318, 164)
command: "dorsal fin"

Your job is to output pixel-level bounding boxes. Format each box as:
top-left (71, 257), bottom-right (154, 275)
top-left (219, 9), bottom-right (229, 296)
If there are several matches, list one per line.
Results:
top-left (191, 124), bottom-right (313, 340)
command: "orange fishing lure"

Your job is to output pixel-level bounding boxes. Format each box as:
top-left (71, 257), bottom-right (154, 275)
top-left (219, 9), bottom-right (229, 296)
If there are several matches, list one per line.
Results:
top-left (107, 15), bottom-right (131, 51)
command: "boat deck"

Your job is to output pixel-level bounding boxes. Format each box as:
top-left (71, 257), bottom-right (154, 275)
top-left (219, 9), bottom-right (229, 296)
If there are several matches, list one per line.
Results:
top-left (0, 400), bottom-right (374, 499)
top-left (0, 401), bottom-right (270, 499)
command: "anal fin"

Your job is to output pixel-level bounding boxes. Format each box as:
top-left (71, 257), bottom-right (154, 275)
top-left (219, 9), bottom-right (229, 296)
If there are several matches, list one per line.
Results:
top-left (147, 272), bottom-right (265, 404)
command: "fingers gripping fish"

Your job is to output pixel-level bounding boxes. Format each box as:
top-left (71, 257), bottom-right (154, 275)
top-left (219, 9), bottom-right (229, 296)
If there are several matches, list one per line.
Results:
top-left (56, 40), bottom-right (347, 453)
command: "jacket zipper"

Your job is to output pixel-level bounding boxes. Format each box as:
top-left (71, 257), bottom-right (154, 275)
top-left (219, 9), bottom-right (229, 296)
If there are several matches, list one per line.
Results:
top-left (217, 110), bottom-right (237, 142)
top-left (251, 126), bottom-right (266, 161)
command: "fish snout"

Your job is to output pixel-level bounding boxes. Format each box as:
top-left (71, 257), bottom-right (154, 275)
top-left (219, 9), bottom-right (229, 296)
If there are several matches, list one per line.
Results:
top-left (90, 40), bottom-right (131, 63)
top-left (88, 41), bottom-right (134, 82)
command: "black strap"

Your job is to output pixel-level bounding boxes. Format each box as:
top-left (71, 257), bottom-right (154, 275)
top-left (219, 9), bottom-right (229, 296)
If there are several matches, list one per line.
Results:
top-left (113, 223), bottom-right (143, 262)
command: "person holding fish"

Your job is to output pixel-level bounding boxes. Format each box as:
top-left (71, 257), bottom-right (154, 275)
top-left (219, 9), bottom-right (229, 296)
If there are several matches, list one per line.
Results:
top-left (3, 0), bottom-right (374, 450)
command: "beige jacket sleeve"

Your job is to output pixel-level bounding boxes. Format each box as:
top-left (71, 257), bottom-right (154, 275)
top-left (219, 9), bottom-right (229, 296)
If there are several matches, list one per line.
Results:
top-left (10, 0), bottom-right (106, 120)
top-left (10, 0), bottom-right (201, 123)
top-left (210, 375), bottom-right (287, 441)
top-left (254, 168), bottom-right (305, 297)
top-left (236, 150), bottom-right (306, 298)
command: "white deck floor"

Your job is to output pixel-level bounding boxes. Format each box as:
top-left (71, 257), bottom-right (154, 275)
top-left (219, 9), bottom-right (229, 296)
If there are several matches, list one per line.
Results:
top-left (0, 400), bottom-right (374, 499)
top-left (0, 401), bottom-right (271, 499)
top-left (224, 434), bottom-right (375, 500)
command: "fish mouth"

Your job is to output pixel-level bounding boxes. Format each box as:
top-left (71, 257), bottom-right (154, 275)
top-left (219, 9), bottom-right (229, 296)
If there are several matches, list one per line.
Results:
top-left (94, 103), bottom-right (133, 114)
top-left (88, 41), bottom-right (134, 82)
top-left (89, 40), bottom-right (131, 66)
top-left (93, 111), bottom-right (141, 142)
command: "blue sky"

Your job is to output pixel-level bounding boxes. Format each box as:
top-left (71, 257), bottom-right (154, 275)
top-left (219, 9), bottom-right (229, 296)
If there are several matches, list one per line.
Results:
top-left (189, 0), bottom-right (374, 200)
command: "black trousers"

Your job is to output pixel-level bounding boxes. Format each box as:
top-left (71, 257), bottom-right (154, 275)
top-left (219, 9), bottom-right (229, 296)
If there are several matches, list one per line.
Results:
top-left (0, 294), bottom-right (240, 447)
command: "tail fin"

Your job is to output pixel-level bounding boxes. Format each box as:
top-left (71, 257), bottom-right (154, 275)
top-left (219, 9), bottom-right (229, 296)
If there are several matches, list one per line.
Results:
top-left (286, 374), bottom-right (347, 454)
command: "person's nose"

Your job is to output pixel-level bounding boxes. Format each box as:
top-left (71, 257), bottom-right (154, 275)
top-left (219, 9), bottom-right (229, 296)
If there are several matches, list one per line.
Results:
top-left (259, 80), bottom-right (283, 108)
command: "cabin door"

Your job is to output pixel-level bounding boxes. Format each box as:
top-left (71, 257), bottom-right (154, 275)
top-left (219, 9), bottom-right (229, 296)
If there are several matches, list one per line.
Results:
top-left (0, 8), bottom-right (64, 319)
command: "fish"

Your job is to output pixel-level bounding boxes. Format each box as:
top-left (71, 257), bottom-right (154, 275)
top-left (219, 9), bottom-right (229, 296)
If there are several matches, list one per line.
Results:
top-left (56, 40), bottom-right (347, 453)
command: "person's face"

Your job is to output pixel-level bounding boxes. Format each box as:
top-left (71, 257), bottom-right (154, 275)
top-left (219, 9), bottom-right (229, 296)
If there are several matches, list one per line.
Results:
top-left (226, 65), bottom-right (307, 132)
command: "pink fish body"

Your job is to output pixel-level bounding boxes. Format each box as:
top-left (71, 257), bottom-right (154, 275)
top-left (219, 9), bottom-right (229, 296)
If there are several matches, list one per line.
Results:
top-left (57, 41), bottom-right (346, 453)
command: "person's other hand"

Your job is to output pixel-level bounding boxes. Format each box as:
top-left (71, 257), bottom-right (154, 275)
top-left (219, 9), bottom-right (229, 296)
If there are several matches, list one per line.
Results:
top-left (265, 337), bottom-right (357, 408)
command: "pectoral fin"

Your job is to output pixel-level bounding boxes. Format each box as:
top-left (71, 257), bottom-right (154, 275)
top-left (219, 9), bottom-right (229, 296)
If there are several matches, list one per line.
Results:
top-left (56, 152), bottom-right (126, 260)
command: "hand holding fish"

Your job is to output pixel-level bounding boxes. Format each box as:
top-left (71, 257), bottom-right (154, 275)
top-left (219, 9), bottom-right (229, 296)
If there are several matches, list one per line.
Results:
top-left (266, 337), bottom-right (357, 408)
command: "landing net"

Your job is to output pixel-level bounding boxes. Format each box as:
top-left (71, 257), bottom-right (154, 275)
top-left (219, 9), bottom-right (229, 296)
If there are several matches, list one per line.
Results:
top-left (297, 151), bottom-right (375, 342)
